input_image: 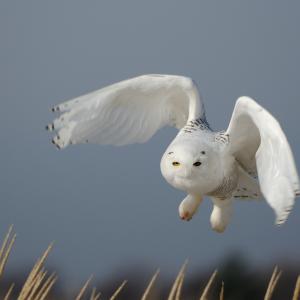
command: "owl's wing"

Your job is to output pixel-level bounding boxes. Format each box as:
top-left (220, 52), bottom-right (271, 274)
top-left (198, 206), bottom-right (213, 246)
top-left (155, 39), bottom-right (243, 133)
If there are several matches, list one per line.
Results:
top-left (226, 96), bottom-right (300, 225)
top-left (47, 74), bottom-right (204, 148)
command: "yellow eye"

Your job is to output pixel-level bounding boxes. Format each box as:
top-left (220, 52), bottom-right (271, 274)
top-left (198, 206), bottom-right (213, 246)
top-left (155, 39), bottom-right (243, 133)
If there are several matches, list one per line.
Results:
top-left (172, 161), bottom-right (180, 167)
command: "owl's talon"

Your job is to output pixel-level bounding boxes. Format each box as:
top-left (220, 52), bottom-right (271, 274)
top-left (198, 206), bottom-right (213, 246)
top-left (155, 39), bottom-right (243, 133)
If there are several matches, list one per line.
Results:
top-left (180, 211), bottom-right (192, 221)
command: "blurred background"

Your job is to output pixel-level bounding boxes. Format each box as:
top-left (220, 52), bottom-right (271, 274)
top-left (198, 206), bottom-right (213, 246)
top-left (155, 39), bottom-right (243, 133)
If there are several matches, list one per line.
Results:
top-left (0, 1), bottom-right (300, 299)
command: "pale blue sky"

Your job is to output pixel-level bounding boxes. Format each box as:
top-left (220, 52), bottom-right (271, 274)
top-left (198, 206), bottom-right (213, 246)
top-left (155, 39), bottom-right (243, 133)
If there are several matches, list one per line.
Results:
top-left (0, 1), bottom-right (300, 286)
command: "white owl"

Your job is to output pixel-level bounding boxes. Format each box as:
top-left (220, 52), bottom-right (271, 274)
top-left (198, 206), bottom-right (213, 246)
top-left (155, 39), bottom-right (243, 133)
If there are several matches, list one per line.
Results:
top-left (47, 75), bottom-right (299, 232)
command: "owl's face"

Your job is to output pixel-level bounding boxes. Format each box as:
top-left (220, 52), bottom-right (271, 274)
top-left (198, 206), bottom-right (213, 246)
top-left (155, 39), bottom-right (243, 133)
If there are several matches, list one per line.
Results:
top-left (160, 140), bottom-right (222, 195)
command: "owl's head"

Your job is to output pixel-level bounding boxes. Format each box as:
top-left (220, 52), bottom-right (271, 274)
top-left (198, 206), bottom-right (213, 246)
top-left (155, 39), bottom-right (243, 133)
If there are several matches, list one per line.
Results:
top-left (160, 139), bottom-right (222, 195)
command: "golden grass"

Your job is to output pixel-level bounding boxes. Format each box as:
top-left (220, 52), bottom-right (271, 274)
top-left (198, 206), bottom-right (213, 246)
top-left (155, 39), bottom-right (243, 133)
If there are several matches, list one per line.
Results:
top-left (0, 225), bottom-right (16, 278)
top-left (75, 276), bottom-right (93, 300)
top-left (0, 226), bottom-right (299, 300)
top-left (141, 269), bottom-right (160, 300)
top-left (4, 283), bottom-right (14, 300)
top-left (109, 280), bottom-right (127, 300)
top-left (264, 266), bottom-right (282, 300)
top-left (168, 260), bottom-right (188, 300)
top-left (219, 281), bottom-right (224, 300)
top-left (199, 269), bottom-right (218, 300)
top-left (175, 272), bottom-right (184, 300)
top-left (18, 244), bottom-right (57, 300)
top-left (90, 288), bottom-right (101, 300)
top-left (292, 276), bottom-right (300, 300)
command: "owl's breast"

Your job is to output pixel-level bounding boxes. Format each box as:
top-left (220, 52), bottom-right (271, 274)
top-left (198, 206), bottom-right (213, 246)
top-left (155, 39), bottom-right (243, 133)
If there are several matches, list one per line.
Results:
top-left (207, 158), bottom-right (239, 199)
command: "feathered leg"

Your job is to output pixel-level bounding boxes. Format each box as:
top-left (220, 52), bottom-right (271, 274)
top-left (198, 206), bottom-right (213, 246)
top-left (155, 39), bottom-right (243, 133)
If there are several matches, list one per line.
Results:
top-left (210, 197), bottom-right (233, 233)
top-left (178, 194), bottom-right (203, 221)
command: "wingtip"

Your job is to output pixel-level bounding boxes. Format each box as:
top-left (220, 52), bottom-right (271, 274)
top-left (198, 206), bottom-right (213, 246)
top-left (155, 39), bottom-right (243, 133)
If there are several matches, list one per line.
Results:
top-left (275, 220), bottom-right (285, 227)
top-left (46, 123), bottom-right (54, 131)
top-left (275, 205), bottom-right (293, 226)
top-left (51, 138), bottom-right (61, 150)
top-left (51, 106), bottom-right (60, 112)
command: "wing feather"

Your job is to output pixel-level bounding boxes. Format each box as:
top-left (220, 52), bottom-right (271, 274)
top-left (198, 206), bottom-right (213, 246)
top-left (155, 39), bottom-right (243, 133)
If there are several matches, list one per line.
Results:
top-left (47, 74), bottom-right (204, 148)
top-left (226, 96), bottom-right (299, 225)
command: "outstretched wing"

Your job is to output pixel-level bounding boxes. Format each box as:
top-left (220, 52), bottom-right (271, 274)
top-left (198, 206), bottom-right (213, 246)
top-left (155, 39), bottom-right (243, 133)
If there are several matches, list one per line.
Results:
top-left (47, 74), bottom-right (204, 148)
top-left (226, 96), bottom-right (299, 225)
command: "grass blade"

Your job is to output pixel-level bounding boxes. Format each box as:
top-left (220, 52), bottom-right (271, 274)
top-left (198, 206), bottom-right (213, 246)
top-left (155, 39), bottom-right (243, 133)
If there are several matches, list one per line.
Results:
top-left (4, 283), bottom-right (15, 300)
top-left (76, 275), bottom-right (93, 300)
top-left (141, 269), bottom-right (160, 300)
top-left (199, 270), bottom-right (218, 300)
top-left (0, 226), bottom-right (16, 278)
top-left (18, 244), bottom-right (53, 300)
top-left (168, 260), bottom-right (188, 300)
top-left (219, 281), bottom-right (224, 300)
top-left (292, 276), bottom-right (300, 300)
top-left (264, 266), bottom-right (282, 300)
top-left (90, 288), bottom-right (101, 300)
top-left (109, 280), bottom-right (127, 300)
top-left (175, 273), bottom-right (185, 300)
top-left (0, 226), bottom-right (13, 259)
top-left (38, 274), bottom-right (57, 300)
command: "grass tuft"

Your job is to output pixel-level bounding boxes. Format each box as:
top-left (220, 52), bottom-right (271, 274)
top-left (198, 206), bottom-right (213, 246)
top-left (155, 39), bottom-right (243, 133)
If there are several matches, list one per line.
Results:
top-left (90, 287), bottom-right (101, 300)
top-left (199, 269), bottom-right (218, 300)
top-left (0, 225), bottom-right (16, 278)
top-left (168, 260), bottom-right (188, 300)
top-left (264, 266), bottom-right (282, 300)
top-left (0, 227), bottom-right (300, 299)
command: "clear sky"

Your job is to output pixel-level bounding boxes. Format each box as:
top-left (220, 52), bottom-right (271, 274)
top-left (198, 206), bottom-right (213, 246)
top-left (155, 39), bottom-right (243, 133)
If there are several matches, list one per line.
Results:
top-left (0, 0), bottom-right (300, 287)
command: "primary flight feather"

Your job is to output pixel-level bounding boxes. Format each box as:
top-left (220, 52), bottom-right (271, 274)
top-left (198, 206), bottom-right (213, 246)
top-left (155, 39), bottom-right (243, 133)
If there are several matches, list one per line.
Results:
top-left (47, 74), bottom-right (300, 232)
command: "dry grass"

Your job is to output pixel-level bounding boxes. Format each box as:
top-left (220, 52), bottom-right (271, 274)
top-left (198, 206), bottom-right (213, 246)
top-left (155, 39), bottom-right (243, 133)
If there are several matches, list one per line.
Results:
top-left (292, 276), bottom-right (300, 300)
top-left (0, 225), bottom-right (16, 279)
top-left (18, 243), bottom-right (57, 300)
top-left (75, 276), bottom-right (94, 300)
top-left (141, 269), bottom-right (160, 300)
top-left (0, 227), bottom-right (299, 300)
top-left (219, 282), bottom-right (224, 300)
top-left (264, 266), bottom-right (282, 300)
top-left (167, 260), bottom-right (188, 300)
top-left (199, 269), bottom-right (218, 300)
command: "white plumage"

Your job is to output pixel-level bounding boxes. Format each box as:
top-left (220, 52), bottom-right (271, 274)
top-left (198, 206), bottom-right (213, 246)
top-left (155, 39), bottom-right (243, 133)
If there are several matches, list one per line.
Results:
top-left (47, 74), bottom-right (299, 232)
top-left (48, 75), bottom-right (201, 147)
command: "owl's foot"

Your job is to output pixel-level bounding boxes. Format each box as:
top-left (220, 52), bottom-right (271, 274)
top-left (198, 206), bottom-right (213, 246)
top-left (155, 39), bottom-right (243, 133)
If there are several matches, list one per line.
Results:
top-left (179, 210), bottom-right (192, 221)
top-left (178, 194), bottom-right (202, 222)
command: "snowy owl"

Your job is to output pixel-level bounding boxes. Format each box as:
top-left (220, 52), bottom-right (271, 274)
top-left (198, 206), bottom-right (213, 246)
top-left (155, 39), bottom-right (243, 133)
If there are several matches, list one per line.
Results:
top-left (47, 74), bottom-right (299, 232)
